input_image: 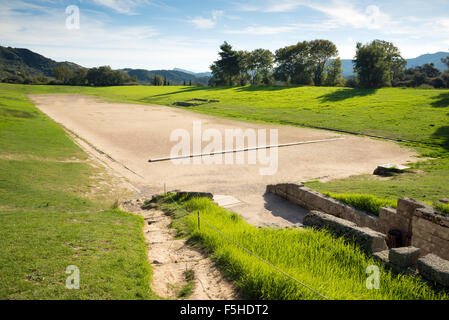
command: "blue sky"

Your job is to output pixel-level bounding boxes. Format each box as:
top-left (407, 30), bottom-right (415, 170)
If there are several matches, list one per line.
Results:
top-left (1, 0), bottom-right (449, 72)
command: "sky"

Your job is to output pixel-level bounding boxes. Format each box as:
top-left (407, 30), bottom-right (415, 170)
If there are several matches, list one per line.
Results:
top-left (1, 0), bottom-right (449, 72)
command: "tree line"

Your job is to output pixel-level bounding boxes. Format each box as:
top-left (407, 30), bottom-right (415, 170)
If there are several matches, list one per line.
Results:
top-left (210, 40), bottom-right (449, 89)
top-left (52, 65), bottom-right (138, 86)
top-left (210, 40), bottom-right (343, 87)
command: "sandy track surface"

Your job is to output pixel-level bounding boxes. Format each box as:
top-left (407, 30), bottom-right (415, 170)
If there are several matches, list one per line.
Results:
top-left (29, 94), bottom-right (418, 227)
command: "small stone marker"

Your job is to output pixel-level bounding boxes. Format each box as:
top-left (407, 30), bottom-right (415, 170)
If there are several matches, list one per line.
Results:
top-left (373, 163), bottom-right (410, 176)
top-left (213, 195), bottom-right (241, 208)
top-left (389, 246), bottom-right (421, 268)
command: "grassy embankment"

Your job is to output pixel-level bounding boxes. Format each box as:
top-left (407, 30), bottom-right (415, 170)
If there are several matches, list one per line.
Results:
top-left (156, 194), bottom-right (447, 300)
top-left (11, 83), bottom-right (449, 213)
top-left (0, 84), bottom-right (157, 299)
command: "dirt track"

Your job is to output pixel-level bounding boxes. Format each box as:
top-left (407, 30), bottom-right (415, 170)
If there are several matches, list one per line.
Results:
top-left (30, 94), bottom-right (418, 227)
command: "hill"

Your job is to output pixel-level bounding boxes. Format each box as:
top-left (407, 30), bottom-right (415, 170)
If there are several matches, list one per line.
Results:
top-left (0, 45), bottom-right (210, 85)
top-left (0, 45), bottom-right (82, 81)
top-left (340, 51), bottom-right (449, 78)
top-left (173, 68), bottom-right (212, 78)
top-left (122, 68), bottom-right (210, 85)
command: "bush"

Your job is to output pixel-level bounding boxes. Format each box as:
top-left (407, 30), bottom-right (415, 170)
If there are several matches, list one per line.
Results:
top-left (323, 192), bottom-right (397, 216)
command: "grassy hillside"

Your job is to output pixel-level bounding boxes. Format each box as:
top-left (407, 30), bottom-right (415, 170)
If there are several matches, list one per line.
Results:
top-left (0, 84), bottom-right (156, 299)
top-left (0, 45), bottom-right (82, 81)
top-left (157, 194), bottom-right (447, 300)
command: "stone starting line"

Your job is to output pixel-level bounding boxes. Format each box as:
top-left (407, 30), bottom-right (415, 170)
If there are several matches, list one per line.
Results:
top-left (148, 137), bottom-right (344, 163)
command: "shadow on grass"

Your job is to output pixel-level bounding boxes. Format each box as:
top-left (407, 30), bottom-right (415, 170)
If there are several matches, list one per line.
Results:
top-left (147, 86), bottom-right (231, 98)
top-left (433, 126), bottom-right (449, 151)
top-left (430, 92), bottom-right (449, 108)
top-left (318, 88), bottom-right (377, 102)
top-left (234, 86), bottom-right (294, 92)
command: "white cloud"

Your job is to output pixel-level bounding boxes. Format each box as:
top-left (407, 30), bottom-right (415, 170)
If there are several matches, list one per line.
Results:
top-left (0, 1), bottom-right (220, 71)
top-left (310, 3), bottom-right (391, 30)
top-left (236, 0), bottom-right (391, 30)
top-left (224, 25), bottom-right (298, 35)
top-left (91, 0), bottom-right (155, 15)
top-left (189, 10), bottom-right (223, 29)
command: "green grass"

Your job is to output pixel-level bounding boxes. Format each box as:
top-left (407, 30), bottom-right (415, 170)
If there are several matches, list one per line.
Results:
top-left (0, 84), bottom-right (156, 299)
top-left (4, 83), bottom-right (447, 205)
top-left (322, 192), bottom-right (397, 216)
top-left (306, 157), bottom-right (449, 210)
top-left (178, 269), bottom-right (195, 299)
top-left (158, 194), bottom-right (447, 300)
top-left (435, 202), bottom-right (449, 216)
top-left (10, 84), bottom-right (449, 147)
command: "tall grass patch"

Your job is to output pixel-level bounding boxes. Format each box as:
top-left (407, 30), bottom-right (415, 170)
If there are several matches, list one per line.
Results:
top-left (160, 194), bottom-right (447, 300)
top-left (323, 192), bottom-right (397, 216)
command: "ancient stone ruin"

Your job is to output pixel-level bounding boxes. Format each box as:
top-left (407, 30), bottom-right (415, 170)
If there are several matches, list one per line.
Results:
top-left (267, 183), bottom-right (449, 288)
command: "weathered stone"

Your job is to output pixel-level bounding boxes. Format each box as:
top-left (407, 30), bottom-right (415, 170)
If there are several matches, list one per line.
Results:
top-left (414, 207), bottom-right (449, 228)
top-left (389, 247), bottom-right (421, 268)
top-left (303, 211), bottom-right (387, 254)
top-left (439, 198), bottom-right (449, 204)
top-left (418, 254), bottom-right (449, 287)
top-left (397, 198), bottom-right (429, 219)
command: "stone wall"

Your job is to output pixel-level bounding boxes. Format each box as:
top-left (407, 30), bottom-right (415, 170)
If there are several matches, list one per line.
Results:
top-left (267, 184), bottom-right (379, 231)
top-left (303, 211), bottom-right (388, 254)
top-left (267, 183), bottom-right (449, 260)
top-left (412, 207), bottom-right (449, 260)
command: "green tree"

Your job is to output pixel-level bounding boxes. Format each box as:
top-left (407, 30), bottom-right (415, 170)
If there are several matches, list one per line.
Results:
top-left (69, 68), bottom-right (88, 85)
top-left (309, 40), bottom-right (338, 86)
top-left (442, 56), bottom-right (449, 70)
top-left (248, 49), bottom-right (274, 85)
top-left (353, 40), bottom-right (406, 88)
top-left (86, 66), bottom-right (130, 86)
top-left (210, 41), bottom-right (240, 86)
top-left (274, 41), bottom-right (314, 85)
top-left (236, 50), bottom-right (251, 86)
top-left (153, 75), bottom-right (163, 86)
top-left (53, 65), bottom-right (73, 84)
top-left (325, 58), bottom-right (343, 86)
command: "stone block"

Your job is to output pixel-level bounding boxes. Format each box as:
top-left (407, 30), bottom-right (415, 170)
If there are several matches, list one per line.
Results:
top-left (414, 207), bottom-right (449, 228)
top-left (418, 254), bottom-right (449, 288)
top-left (303, 211), bottom-right (387, 254)
top-left (389, 247), bottom-right (421, 268)
top-left (397, 198), bottom-right (429, 219)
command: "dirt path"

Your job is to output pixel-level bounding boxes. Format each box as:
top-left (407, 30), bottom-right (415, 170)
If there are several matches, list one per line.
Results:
top-left (29, 94), bottom-right (419, 227)
top-left (120, 199), bottom-right (238, 300)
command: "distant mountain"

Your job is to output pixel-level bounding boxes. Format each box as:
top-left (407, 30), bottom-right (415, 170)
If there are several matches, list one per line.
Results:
top-left (122, 68), bottom-right (210, 85)
top-left (0, 45), bottom-right (211, 85)
top-left (406, 52), bottom-right (449, 71)
top-left (173, 68), bottom-right (212, 78)
top-left (0, 45), bottom-right (83, 80)
top-left (340, 51), bottom-right (449, 78)
top-left (121, 68), bottom-right (155, 83)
